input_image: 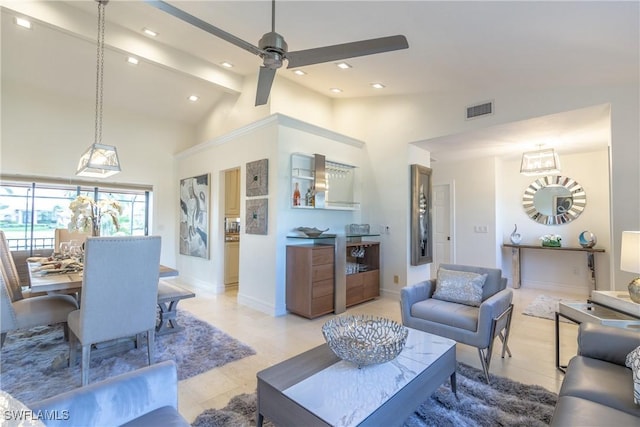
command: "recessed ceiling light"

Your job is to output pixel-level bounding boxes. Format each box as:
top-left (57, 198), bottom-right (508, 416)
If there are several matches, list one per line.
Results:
top-left (142, 28), bottom-right (158, 37)
top-left (126, 56), bottom-right (139, 65)
top-left (15, 17), bottom-right (32, 29)
top-left (330, 88), bottom-right (343, 93)
top-left (336, 62), bottom-right (352, 69)
top-left (371, 83), bottom-right (386, 89)
top-left (188, 95), bottom-right (199, 102)
top-left (292, 70), bottom-right (306, 76)
top-left (220, 61), bottom-right (234, 68)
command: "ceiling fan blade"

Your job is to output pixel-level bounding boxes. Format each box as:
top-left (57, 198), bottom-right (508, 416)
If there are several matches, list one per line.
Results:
top-left (256, 66), bottom-right (277, 106)
top-left (285, 35), bottom-right (408, 69)
top-left (144, 0), bottom-right (264, 57)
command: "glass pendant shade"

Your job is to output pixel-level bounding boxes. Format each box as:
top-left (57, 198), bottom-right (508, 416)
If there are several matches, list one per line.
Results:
top-left (520, 148), bottom-right (561, 176)
top-left (76, 143), bottom-right (121, 178)
top-left (76, 0), bottom-right (121, 178)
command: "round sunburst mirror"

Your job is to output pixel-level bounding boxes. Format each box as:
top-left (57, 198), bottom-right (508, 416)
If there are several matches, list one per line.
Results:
top-left (522, 176), bottom-right (586, 225)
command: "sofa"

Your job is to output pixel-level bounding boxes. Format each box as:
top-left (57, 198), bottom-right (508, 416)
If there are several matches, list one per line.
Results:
top-left (550, 322), bottom-right (640, 426)
top-left (29, 360), bottom-right (189, 426)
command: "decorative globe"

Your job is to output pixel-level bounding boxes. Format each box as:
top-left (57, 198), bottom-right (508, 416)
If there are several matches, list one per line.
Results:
top-left (322, 315), bottom-right (408, 368)
top-left (578, 231), bottom-right (597, 248)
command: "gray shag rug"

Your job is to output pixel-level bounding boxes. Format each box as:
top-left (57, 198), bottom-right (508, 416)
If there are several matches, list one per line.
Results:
top-left (1, 311), bottom-right (255, 405)
top-left (522, 294), bottom-right (581, 323)
top-left (192, 362), bottom-right (557, 427)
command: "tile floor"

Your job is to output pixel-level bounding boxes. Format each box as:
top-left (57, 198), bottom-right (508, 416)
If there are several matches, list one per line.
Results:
top-left (172, 281), bottom-right (586, 423)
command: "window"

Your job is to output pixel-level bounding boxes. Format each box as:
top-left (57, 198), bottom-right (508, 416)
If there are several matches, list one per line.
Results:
top-left (0, 178), bottom-right (151, 253)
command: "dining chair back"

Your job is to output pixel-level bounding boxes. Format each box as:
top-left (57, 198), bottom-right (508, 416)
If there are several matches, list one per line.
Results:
top-left (67, 236), bottom-right (161, 386)
top-left (0, 230), bottom-right (24, 302)
top-left (54, 228), bottom-right (91, 253)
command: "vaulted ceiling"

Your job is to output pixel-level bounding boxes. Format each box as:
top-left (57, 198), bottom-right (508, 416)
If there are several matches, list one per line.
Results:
top-left (2, 1), bottom-right (638, 158)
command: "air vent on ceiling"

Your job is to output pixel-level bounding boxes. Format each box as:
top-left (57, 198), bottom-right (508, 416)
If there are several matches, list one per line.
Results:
top-left (466, 101), bottom-right (494, 119)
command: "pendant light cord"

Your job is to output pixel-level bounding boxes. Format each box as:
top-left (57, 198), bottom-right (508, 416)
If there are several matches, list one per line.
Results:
top-left (94, 0), bottom-right (107, 146)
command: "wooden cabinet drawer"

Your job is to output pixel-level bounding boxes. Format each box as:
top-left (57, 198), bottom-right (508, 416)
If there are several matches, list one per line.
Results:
top-left (311, 294), bottom-right (333, 317)
top-left (312, 279), bottom-right (333, 298)
top-left (363, 270), bottom-right (380, 299)
top-left (312, 264), bottom-right (334, 282)
top-left (312, 247), bottom-right (334, 265)
top-left (346, 274), bottom-right (363, 306)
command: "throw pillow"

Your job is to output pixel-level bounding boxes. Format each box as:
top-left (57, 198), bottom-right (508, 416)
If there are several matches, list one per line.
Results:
top-left (432, 268), bottom-right (488, 307)
top-left (625, 345), bottom-right (640, 405)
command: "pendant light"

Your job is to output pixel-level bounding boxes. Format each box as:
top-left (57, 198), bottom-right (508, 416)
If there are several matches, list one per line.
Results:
top-left (76, 0), bottom-right (121, 178)
top-left (520, 146), bottom-right (560, 176)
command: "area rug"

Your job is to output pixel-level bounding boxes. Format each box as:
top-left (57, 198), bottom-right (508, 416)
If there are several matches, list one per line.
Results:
top-left (522, 294), bottom-right (581, 323)
top-left (191, 362), bottom-right (557, 427)
top-left (0, 311), bottom-right (255, 405)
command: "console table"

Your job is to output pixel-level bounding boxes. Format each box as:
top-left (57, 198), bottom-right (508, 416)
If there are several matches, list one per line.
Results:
top-left (502, 244), bottom-right (605, 290)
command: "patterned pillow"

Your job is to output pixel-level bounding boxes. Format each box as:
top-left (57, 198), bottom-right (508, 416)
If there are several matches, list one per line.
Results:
top-left (625, 345), bottom-right (640, 405)
top-left (432, 268), bottom-right (488, 307)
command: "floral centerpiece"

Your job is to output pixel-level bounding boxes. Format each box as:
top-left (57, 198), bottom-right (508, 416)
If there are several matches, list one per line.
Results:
top-left (540, 234), bottom-right (562, 248)
top-left (68, 195), bottom-right (122, 236)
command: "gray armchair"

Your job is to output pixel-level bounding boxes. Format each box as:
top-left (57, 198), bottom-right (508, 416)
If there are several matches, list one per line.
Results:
top-left (400, 264), bottom-right (513, 383)
top-left (68, 236), bottom-right (162, 386)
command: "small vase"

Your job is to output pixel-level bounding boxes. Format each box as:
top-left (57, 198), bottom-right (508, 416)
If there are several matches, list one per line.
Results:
top-left (542, 241), bottom-right (561, 248)
top-left (510, 224), bottom-right (522, 244)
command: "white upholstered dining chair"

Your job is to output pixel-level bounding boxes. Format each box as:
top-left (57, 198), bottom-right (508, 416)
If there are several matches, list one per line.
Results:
top-left (68, 236), bottom-right (162, 386)
top-left (54, 228), bottom-right (91, 253)
top-left (0, 266), bottom-right (78, 347)
top-left (0, 230), bottom-right (36, 300)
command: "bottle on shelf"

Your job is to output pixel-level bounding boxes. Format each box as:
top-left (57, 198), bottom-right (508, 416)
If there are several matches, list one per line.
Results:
top-left (305, 188), bottom-right (312, 206)
top-left (293, 182), bottom-right (301, 206)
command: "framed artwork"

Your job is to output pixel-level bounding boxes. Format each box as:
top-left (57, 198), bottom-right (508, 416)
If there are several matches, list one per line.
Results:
top-left (246, 158), bottom-right (269, 197)
top-left (410, 164), bottom-right (433, 265)
top-left (179, 174), bottom-right (209, 259)
top-left (245, 198), bottom-right (268, 235)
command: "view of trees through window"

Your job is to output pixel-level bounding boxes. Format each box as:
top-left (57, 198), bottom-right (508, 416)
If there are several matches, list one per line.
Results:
top-left (0, 180), bottom-right (150, 253)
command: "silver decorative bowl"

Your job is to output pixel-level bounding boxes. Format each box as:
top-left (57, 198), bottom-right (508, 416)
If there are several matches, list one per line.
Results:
top-left (322, 315), bottom-right (408, 368)
top-left (297, 227), bottom-right (329, 238)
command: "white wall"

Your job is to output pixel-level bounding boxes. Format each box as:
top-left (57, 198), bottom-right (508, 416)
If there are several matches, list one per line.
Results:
top-left (332, 83), bottom-right (638, 293)
top-left (497, 150), bottom-right (611, 294)
top-left (1, 82), bottom-right (193, 267)
top-left (175, 114), bottom-right (369, 316)
top-left (431, 156), bottom-right (500, 268)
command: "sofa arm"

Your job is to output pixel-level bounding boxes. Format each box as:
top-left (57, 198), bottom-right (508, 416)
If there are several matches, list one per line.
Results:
top-left (400, 280), bottom-right (435, 324)
top-left (30, 361), bottom-right (180, 427)
top-left (577, 322), bottom-right (640, 366)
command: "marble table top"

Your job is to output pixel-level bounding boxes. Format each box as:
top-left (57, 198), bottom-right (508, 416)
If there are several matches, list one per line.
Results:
top-left (282, 329), bottom-right (456, 427)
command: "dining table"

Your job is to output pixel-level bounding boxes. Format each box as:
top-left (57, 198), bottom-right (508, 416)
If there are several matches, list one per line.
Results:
top-left (27, 261), bottom-right (192, 335)
top-left (28, 262), bottom-right (179, 294)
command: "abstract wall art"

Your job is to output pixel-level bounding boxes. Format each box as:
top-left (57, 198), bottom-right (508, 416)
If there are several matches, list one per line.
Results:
top-left (179, 174), bottom-right (209, 258)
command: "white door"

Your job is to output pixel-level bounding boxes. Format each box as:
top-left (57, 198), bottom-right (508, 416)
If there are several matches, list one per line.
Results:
top-left (432, 183), bottom-right (452, 275)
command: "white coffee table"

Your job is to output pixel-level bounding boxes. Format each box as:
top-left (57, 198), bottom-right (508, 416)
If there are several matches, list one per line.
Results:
top-left (256, 328), bottom-right (456, 427)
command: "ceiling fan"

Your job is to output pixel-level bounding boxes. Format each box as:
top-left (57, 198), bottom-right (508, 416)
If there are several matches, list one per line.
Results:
top-left (145, 0), bottom-right (409, 106)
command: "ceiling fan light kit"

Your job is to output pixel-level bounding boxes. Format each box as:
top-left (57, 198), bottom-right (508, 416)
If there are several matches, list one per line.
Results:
top-left (145, 0), bottom-right (408, 106)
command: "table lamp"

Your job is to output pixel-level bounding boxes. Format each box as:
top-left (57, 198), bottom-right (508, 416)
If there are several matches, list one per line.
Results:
top-left (621, 231), bottom-right (640, 303)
